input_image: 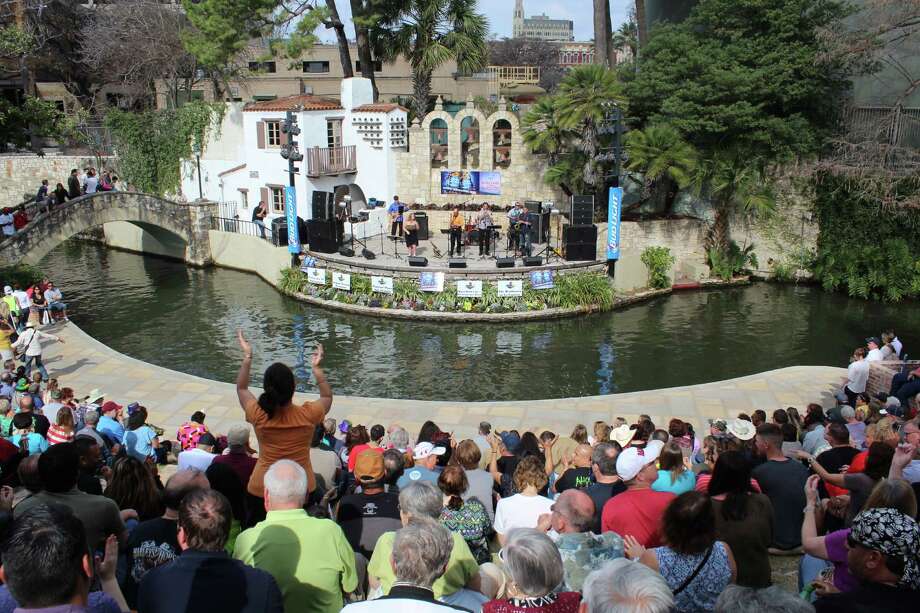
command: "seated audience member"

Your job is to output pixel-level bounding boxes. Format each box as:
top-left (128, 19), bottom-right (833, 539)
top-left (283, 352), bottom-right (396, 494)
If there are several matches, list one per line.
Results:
top-left (584, 442), bottom-right (625, 533)
top-left (104, 456), bottom-right (164, 522)
top-left (493, 455), bottom-right (554, 545)
top-left (651, 441), bottom-right (696, 495)
top-left (455, 439), bottom-right (495, 520)
top-left (382, 448), bottom-right (405, 491)
top-left (138, 489), bottom-right (283, 613)
top-left (708, 451), bottom-right (774, 589)
top-left (341, 522), bottom-right (464, 613)
top-left (97, 401), bottom-right (125, 444)
top-left (123, 468), bottom-right (210, 608)
top-left (625, 492), bottom-right (735, 613)
top-left (801, 409), bottom-right (827, 456)
top-left (482, 528), bottom-right (580, 613)
top-left (341, 424), bottom-right (370, 468)
top-left (555, 444), bottom-right (594, 493)
top-left (121, 406), bottom-right (159, 464)
top-left (176, 411), bottom-right (209, 451)
top-left (177, 432), bottom-right (217, 472)
top-left (13, 442), bottom-right (127, 550)
top-left (810, 422), bottom-right (861, 498)
top-left (397, 442), bottom-right (446, 489)
top-left (46, 406), bottom-right (76, 445)
top-left (367, 482), bottom-right (483, 608)
top-left (438, 465), bottom-right (492, 564)
top-left (751, 424), bottom-right (808, 552)
top-left (714, 585), bottom-right (815, 613)
top-left (814, 508), bottom-right (920, 613)
top-left (841, 405), bottom-right (866, 448)
top-left (580, 559), bottom-right (674, 613)
top-left (205, 463), bottom-right (246, 552)
top-left (542, 489), bottom-right (624, 592)
top-left (73, 436), bottom-right (106, 495)
top-left (75, 409), bottom-right (107, 449)
top-left (781, 422), bottom-right (804, 460)
top-left (388, 426), bottom-right (411, 453)
top-left (308, 424), bottom-right (340, 492)
top-left (212, 423), bottom-right (257, 490)
top-left (234, 460), bottom-right (357, 613)
top-left (336, 449), bottom-right (402, 560)
top-left (9, 412), bottom-right (48, 455)
top-left (0, 504), bottom-right (129, 613)
top-left (601, 440), bottom-right (675, 548)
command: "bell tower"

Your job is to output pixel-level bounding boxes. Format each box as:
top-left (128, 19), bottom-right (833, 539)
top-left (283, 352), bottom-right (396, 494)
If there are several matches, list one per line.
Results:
top-left (513, 0), bottom-right (524, 38)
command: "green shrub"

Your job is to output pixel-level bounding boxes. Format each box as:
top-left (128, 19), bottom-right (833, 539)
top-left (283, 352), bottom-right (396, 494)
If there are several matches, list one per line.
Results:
top-left (707, 241), bottom-right (758, 281)
top-left (640, 246), bottom-right (676, 289)
top-left (0, 264), bottom-right (43, 289)
top-left (813, 238), bottom-right (920, 302)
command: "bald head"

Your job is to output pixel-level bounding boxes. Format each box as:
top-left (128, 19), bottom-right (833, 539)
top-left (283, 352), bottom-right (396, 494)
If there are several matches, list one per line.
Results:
top-left (573, 444), bottom-right (593, 468)
top-left (164, 469), bottom-right (210, 511)
top-left (18, 396), bottom-right (33, 412)
top-left (555, 489), bottom-right (595, 533)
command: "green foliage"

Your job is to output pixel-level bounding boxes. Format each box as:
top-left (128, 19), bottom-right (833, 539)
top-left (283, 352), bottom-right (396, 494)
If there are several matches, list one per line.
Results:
top-left (278, 268), bottom-right (614, 314)
top-left (0, 265), bottom-right (43, 289)
top-left (640, 246), bottom-right (676, 289)
top-left (812, 175), bottom-right (920, 301)
top-left (0, 26), bottom-right (34, 56)
top-left (626, 124), bottom-right (697, 188)
top-left (105, 102), bottom-right (224, 196)
top-left (707, 242), bottom-right (758, 281)
top-left (628, 0), bottom-right (852, 164)
top-left (0, 97), bottom-right (83, 152)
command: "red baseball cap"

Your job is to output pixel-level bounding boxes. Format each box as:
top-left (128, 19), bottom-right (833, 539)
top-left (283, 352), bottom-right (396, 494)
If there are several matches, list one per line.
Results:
top-left (100, 400), bottom-right (123, 414)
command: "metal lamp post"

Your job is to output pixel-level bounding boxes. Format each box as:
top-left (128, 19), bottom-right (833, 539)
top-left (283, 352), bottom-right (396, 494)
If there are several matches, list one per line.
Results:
top-left (192, 142), bottom-right (203, 201)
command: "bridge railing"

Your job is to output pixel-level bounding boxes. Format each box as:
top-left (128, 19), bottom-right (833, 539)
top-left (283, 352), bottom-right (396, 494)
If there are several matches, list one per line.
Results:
top-left (210, 216), bottom-right (274, 242)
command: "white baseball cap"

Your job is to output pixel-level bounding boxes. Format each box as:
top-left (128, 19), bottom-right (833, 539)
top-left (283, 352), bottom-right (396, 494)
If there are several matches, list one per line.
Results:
top-left (413, 441), bottom-right (446, 460)
top-left (616, 440), bottom-right (665, 481)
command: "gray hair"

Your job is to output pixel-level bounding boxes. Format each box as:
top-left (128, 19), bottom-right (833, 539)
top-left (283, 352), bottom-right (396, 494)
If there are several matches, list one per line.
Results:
top-left (582, 559), bottom-right (674, 613)
top-left (264, 460), bottom-right (307, 507)
top-left (84, 411), bottom-right (99, 426)
top-left (840, 405), bottom-right (856, 420)
top-left (592, 442), bottom-right (619, 476)
top-left (398, 481), bottom-right (442, 520)
top-left (392, 520), bottom-right (454, 588)
top-left (714, 585), bottom-right (814, 613)
top-left (389, 427), bottom-right (410, 450)
top-left (502, 528), bottom-right (564, 597)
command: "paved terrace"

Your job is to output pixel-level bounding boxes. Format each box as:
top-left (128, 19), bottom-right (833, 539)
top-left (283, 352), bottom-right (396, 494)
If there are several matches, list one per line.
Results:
top-left (43, 322), bottom-right (847, 440)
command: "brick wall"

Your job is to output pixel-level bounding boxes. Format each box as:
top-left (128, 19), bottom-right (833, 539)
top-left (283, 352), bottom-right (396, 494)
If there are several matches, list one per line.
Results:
top-left (1, 155), bottom-right (115, 204)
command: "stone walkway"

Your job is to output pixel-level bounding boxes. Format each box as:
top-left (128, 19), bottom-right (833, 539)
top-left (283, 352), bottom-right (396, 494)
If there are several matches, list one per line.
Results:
top-left (41, 321), bottom-right (847, 442)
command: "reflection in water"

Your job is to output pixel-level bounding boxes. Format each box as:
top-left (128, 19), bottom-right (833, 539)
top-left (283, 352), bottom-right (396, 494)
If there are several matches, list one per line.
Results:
top-left (40, 240), bottom-right (920, 401)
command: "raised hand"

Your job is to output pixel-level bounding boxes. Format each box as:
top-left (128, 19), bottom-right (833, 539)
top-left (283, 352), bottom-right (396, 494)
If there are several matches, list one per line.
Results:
top-left (237, 329), bottom-right (252, 357)
top-left (311, 343), bottom-right (325, 368)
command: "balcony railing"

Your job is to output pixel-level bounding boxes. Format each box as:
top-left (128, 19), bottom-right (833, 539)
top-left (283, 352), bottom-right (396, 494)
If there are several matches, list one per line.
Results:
top-left (487, 66), bottom-right (541, 86)
top-left (306, 145), bottom-right (357, 177)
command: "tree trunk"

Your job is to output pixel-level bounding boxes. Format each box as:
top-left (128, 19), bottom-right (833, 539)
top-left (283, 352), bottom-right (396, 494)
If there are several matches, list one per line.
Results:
top-left (19, 55), bottom-right (42, 153)
top-left (325, 0), bottom-right (354, 78)
top-left (593, 0), bottom-right (609, 67)
top-left (605, 0), bottom-right (615, 67)
top-left (411, 69), bottom-right (432, 123)
top-left (350, 0), bottom-right (379, 101)
top-left (635, 0), bottom-right (648, 51)
top-left (708, 206), bottom-right (730, 255)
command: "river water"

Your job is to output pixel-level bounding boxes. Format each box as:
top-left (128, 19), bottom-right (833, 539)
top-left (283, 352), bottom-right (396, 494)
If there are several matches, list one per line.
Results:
top-left (40, 240), bottom-right (919, 401)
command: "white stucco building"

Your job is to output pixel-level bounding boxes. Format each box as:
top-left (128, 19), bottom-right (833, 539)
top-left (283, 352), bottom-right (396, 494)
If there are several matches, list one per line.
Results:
top-left (181, 78), bottom-right (406, 226)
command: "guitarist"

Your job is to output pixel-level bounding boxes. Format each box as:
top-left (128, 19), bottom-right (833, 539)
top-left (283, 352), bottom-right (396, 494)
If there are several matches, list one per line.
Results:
top-left (387, 195), bottom-right (404, 238)
top-left (507, 201), bottom-right (523, 254)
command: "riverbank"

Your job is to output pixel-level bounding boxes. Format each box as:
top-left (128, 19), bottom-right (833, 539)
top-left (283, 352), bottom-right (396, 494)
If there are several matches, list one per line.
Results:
top-left (42, 319), bottom-right (846, 442)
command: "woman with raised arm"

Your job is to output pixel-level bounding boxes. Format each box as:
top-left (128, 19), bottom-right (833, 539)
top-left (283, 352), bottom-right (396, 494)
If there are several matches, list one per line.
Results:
top-left (236, 329), bottom-right (333, 526)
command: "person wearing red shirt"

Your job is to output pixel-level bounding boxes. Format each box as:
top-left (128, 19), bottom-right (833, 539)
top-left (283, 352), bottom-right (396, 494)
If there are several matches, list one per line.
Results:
top-left (601, 440), bottom-right (675, 547)
top-left (12, 207), bottom-right (27, 231)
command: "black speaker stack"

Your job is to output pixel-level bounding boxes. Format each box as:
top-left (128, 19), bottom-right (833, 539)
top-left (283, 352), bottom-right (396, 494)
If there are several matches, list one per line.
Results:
top-left (571, 195), bottom-right (594, 225)
top-left (414, 212), bottom-right (430, 241)
top-left (311, 191), bottom-right (335, 220)
top-left (563, 224), bottom-right (598, 261)
top-left (307, 218), bottom-right (338, 253)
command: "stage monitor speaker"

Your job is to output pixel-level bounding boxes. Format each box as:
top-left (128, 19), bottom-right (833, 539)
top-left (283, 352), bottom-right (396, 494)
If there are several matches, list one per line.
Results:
top-left (571, 195), bottom-right (594, 225)
top-left (565, 243), bottom-right (597, 262)
top-left (338, 246), bottom-right (355, 257)
top-left (408, 256), bottom-right (428, 267)
top-left (524, 200), bottom-right (542, 214)
top-left (563, 224), bottom-right (598, 246)
top-left (449, 258), bottom-right (467, 269)
top-left (496, 257), bottom-right (515, 268)
top-left (413, 212), bottom-right (430, 241)
top-left (362, 248), bottom-right (376, 260)
top-left (307, 219), bottom-right (338, 253)
top-left (523, 256), bottom-right (543, 267)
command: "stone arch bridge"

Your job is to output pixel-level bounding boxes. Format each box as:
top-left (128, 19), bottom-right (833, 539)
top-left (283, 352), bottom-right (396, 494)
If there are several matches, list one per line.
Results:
top-left (0, 192), bottom-right (216, 267)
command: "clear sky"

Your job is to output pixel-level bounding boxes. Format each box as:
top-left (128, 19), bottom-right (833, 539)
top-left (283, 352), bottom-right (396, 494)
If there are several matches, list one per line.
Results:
top-left (315, 0), bottom-right (631, 44)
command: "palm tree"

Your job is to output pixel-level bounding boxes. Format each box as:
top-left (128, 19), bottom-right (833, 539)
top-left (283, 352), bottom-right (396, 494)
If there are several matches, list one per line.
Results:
top-left (593, 0), bottom-right (612, 67)
top-left (382, 0), bottom-right (488, 120)
top-left (625, 123), bottom-right (698, 213)
top-left (612, 19), bottom-right (638, 60)
top-left (522, 96), bottom-right (579, 194)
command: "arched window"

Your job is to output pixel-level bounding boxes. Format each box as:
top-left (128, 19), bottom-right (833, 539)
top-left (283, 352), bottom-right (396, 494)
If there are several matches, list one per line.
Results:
top-left (430, 118), bottom-right (448, 167)
top-left (493, 119), bottom-right (512, 168)
top-left (460, 116), bottom-right (480, 169)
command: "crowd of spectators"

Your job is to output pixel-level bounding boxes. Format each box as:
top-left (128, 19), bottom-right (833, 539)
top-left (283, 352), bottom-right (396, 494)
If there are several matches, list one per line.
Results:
top-left (0, 329), bottom-right (916, 612)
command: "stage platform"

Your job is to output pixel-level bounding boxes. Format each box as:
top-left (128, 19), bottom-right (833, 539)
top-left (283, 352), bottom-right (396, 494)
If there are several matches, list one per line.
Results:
top-left (306, 231), bottom-right (605, 280)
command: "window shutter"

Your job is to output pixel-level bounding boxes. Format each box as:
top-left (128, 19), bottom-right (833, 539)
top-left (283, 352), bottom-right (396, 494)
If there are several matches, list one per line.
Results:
top-left (260, 187), bottom-right (269, 208)
top-left (257, 121), bottom-right (265, 149)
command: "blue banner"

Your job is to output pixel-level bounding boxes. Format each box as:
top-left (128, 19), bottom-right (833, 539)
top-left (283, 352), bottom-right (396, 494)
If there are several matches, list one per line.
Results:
top-left (606, 187), bottom-right (623, 260)
top-left (285, 185), bottom-right (300, 254)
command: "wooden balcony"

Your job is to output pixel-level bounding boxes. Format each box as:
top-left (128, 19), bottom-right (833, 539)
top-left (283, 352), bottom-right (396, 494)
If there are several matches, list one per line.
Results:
top-left (306, 145), bottom-right (357, 177)
top-left (487, 66), bottom-right (541, 86)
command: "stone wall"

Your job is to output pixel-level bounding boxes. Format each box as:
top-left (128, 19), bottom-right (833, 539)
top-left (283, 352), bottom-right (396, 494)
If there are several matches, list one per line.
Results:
top-left (1, 154), bottom-right (115, 205)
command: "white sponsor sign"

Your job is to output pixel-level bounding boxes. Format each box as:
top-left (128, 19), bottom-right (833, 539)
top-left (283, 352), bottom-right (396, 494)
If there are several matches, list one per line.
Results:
top-left (496, 279), bottom-right (523, 297)
top-left (457, 279), bottom-right (483, 298)
top-left (372, 276), bottom-right (394, 294)
top-left (307, 267), bottom-right (327, 285)
top-left (419, 272), bottom-right (445, 293)
top-left (332, 272), bottom-right (351, 291)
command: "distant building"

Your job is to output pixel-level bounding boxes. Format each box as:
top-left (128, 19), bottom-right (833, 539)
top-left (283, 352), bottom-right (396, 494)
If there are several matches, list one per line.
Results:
top-left (512, 0), bottom-right (574, 42)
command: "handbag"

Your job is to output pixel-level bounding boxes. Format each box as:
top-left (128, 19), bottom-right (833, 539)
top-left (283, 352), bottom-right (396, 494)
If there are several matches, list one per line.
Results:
top-left (673, 545), bottom-right (714, 596)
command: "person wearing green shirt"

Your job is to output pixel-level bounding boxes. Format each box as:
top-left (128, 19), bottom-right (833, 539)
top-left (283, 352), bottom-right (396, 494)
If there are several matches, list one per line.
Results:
top-left (234, 460), bottom-right (357, 613)
top-left (367, 481), bottom-right (487, 611)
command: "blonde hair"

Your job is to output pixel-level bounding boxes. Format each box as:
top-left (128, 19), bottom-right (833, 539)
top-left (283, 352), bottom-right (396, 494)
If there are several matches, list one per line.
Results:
top-left (512, 455), bottom-right (548, 492)
top-left (592, 421), bottom-right (610, 443)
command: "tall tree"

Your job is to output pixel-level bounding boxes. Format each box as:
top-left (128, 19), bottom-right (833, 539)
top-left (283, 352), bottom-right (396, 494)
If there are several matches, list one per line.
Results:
top-left (325, 0), bottom-right (353, 78)
top-left (381, 0), bottom-right (488, 119)
top-left (592, 0), bottom-right (612, 67)
top-left (489, 37), bottom-right (564, 91)
top-left (635, 0), bottom-right (647, 51)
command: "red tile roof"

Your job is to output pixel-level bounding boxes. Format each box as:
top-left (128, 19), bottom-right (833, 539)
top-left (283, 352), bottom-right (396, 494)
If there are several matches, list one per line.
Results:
top-left (352, 103), bottom-right (408, 113)
top-left (243, 95), bottom-right (343, 112)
